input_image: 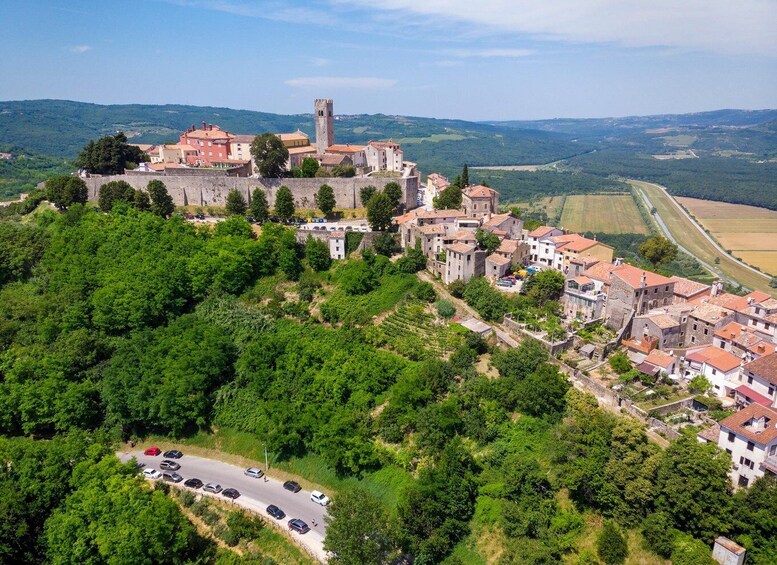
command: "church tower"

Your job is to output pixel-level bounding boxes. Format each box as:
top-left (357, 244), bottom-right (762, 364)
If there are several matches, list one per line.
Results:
top-left (314, 99), bottom-right (334, 154)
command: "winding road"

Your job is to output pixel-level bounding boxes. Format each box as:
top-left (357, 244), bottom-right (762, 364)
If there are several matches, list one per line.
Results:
top-left (118, 451), bottom-right (329, 562)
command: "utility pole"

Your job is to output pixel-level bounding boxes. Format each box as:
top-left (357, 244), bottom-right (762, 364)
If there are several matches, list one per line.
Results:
top-left (264, 444), bottom-right (269, 472)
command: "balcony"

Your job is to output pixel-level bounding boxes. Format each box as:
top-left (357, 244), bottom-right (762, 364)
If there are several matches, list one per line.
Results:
top-left (762, 455), bottom-right (777, 475)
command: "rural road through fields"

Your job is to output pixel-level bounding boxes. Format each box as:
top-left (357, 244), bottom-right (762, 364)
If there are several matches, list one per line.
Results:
top-left (118, 451), bottom-right (329, 562)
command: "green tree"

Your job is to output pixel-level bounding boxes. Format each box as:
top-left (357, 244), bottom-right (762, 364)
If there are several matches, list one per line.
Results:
top-left (373, 232), bottom-right (398, 256)
top-left (250, 132), bottom-right (289, 177)
top-left (461, 164), bottom-right (469, 187)
top-left (360, 185), bottom-right (377, 207)
top-left (476, 228), bottom-right (500, 254)
top-left (522, 269), bottom-right (565, 304)
top-left (332, 164), bottom-right (356, 178)
top-left (689, 375), bottom-right (713, 394)
top-left (97, 180), bottom-right (136, 212)
top-left (301, 157), bottom-right (319, 178)
top-left (367, 192), bottom-right (393, 231)
top-left (396, 240), bottom-right (427, 273)
top-left (315, 184), bottom-right (336, 216)
top-left (147, 179), bottom-right (175, 217)
top-left (274, 185), bottom-right (295, 220)
top-left (75, 132), bottom-right (148, 175)
top-left (670, 534), bottom-right (716, 565)
top-left (383, 181), bottom-right (402, 209)
top-left (45, 175), bottom-right (88, 209)
top-left (433, 184), bottom-right (462, 210)
top-left (655, 437), bottom-right (732, 541)
top-left (608, 352), bottom-right (631, 374)
top-left (339, 260), bottom-right (377, 295)
top-left (226, 189), bottom-right (248, 216)
top-left (596, 521), bottom-right (628, 565)
top-left (641, 512), bottom-right (677, 558)
top-left (731, 475), bottom-right (777, 563)
top-left (515, 365), bottom-right (570, 421)
top-left (324, 489), bottom-right (395, 565)
top-left (436, 299), bottom-right (456, 318)
top-left (306, 236), bottom-right (332, 271)
top-left (133, 189), bottom-right (151, 211)
top-left (639, 236), bottom-right (678, 266)
top-left (249, 187), bottom-right (269, 222)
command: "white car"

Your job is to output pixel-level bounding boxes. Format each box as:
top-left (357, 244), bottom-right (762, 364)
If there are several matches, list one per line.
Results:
top-left (244, 467), bottom-right (264, 479)
top-left (143, 468), bottom-right (162, 480)
top-left (310, 490), bottom-right (330, 506)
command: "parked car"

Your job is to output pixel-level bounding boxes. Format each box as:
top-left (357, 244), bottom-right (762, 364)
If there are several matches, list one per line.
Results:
top-left (283, 480), bottom-right (302, 493)
top-left (246, 216), bottom-right (255, 223)
top-left (194, 213), bottom-right (205, 220)
top-left (266, 504), bottom-right (285, 520)
top-left (244, 467), bottom-right (264, 479)
top-left (288, 518), bottom-right (310, 534)
top-left (163, 472), bottom-right (183, 483)
top-left (143, 446), bottom-right (161, 456)
top-left (160, 460), bottom-right (181, 471)
top-left (310, 490), bottom-right (330, 506)
top-left (142, 468), bottom-right (162, 480)
top-left (203, 483), bottom-right (223, 494)
top-left (163, 450), bottom-right (183, 459)
top-left (184, 478), bottom-right (203, 489)
top-left (222, 488), bottom-right (240, 499)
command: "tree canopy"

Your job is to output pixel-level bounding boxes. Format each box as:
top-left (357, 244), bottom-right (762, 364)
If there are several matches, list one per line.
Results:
top-left (274, 185), bottom-right (295, 219)
top-left (74, 132), bottom-right (148, 175)
top-left (250, 132), bottom-right (289, 178)
top-left (315, 184), bottom-right (336, 216)
top-left (367, 192), bottom-right (393, 231)
top-left (225, 189), bottom-right (248, 216)
top-left (249, 187), bottom-right (269, 222)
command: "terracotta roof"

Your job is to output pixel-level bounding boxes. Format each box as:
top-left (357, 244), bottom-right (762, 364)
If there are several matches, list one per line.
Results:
top-left (416, 209), bottom-right (465, 220)
top-left (446, 243), bottom-right (476, 254)
top-left (486, 253), bottom-right (511, 265)
top-left (230, 134), bottom-right (256, 144)
top-left (715, 321), bottom-right (749, 341)
top-left (278, 131), bottom-right (309, 142)
top-left (714, 321), bottom-right (773, 354)
top-left (319, 154), bottom-right (349, 166)
top-left (749, 342), bottom-right (776, 357)
top-left (559, 236), bottom-right (610, 253)
top-left (327, 144), bottom-right (366, 153)
top-left (184, 128), bottom-right (233, 141)
top-left (690, 302), bottom-right (733, 324)
top-left (637, 362), bottom-right (661, 377)
top-left (725, 291), bottom-right (772, 313)
top-left (329, 231), bottom-right (345, 238)
top-left (645, 313), bottom-right (680, 330)
top-left (394, 211), bottom-right (419, 225)
top-left (464, 185), bottom-right (497, 198)
top-left (686, 346), bottom-right (741, 372)
top-left (669, 276), bottom-right (711, 298)
top-left (697, 422), bottom-right (720, 442)
top-left (482, 213), bottom-right (513, 227)
top-left (497, 239), bottom-right (520, 253)
top-left (744, 353), bottom-right (777, 385)
top-left (719, 402), bottom-right (777, 444)
top-left (418, 224), bottom-right (446, 235)
top-left (611, 263), bottom-right (674, 289)
top-left (287, 146), bottom-right (317, 155)
top-left (572, 276), bottom-right (594, 286)
top-left (582, 261), bottom-right (617, 284)
top-left (735, 384), bottom-right (773, 407)
top-left (645, 349), bottom-right (676, 369)
top-left (454, 230), bottom-right (477, 242)
top-left (369, 140), bottom-right (400, 149)
top-left (528, 226), bottom-right (558, 238)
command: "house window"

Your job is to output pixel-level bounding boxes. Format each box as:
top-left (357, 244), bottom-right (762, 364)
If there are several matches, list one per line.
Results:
top-left (704, 328), bottom-right (709, 336)
top-left (693, 323), bottom-right (698, 331)
top-left (738, 475), bottom-right (750, 488)
top-left (770, 386), bottom-right (775, 397)
top-left (726, 448), bottom-right (732, 455)
top-left (712, 368), bottom-right (717, 375)
top-left (691, 336), bottom-right (696, 344)
top-left (728, 432), bottom-right (735, 442)
top-left (747, 441), bottom-right (755, 451)
top-left (748, 375), bottom-right (753, 384)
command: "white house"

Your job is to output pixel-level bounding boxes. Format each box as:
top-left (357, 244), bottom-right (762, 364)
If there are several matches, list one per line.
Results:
top-left (527, 226), bottom-right (564, 266)
top-left (684, 345), bottom-right (743, 397)
top-left (716, 402), bottom-right (777, 488)
top-left (329, 231), bottom-right (346, 260)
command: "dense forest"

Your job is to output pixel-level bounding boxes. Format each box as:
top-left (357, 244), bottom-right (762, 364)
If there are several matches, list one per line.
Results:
top-left (2, 192), bottom-right (777, 563)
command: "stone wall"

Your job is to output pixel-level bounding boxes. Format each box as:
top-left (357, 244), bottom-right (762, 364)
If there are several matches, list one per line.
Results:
top-left (82, 174), bottom-right (419, 211)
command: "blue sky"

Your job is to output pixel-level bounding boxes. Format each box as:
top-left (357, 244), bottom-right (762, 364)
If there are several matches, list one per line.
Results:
top-left (1, 0), bottom-right (775, 120)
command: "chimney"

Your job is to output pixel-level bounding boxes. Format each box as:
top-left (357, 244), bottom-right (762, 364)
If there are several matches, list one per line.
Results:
top-left (191, 124), bottom-right (195, 132)
top-left (614, 257), bottom-right (623, 267)
top-left (641, 272), bottom-right (647, 289)
top-left (202, 121), bottom-right (206, 130)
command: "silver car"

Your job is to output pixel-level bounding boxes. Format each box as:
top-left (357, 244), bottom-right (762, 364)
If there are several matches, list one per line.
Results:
top-left (244, 467), bottom-right (264, 479)
top-left (203, 482), bottom-right (223, 494)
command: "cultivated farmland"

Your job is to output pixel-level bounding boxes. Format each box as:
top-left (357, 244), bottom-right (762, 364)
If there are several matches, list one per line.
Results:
top-left (558, 194), bottom-right (650, 234)
top-left (677, 197), bottom-right (777, 276)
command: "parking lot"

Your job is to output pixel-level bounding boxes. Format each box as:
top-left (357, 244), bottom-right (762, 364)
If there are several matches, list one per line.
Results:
top-left (119, 451), bottom-right (329, 561)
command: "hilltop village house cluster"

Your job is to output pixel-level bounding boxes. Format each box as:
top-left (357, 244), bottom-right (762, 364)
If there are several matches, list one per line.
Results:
top-left (130, 99), bottom-right (412, 179)
top-left (405, 172), bottom-right (777, 490)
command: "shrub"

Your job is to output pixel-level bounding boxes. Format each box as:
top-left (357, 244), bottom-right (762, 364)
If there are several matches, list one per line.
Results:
top-left (596, 521), bottom-right (628, 565)
top-left (412, 281), bottom-right (436, 302)
top-left (448, 279), bottom-right (466, 298)
top-left (180, 490), bottom-right (196, 508)
top-left (641, 512), bottom-right (676, 558)
top-left (437, 299), bottom-right (456, 318)
top-left (608, 352), bottom-right (631, 374)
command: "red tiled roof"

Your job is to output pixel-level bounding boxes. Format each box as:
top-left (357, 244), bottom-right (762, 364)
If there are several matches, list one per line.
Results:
top-left (497, 239), bottom-right (520, 253)
top-left (464, 185), bottom-right (497, 198)
top-left (528, 226), bottom-right (558, 238)
top-left (611, 263), bottom-right (674, 289)
top-left (230, 134), bottom-right (256, 144)
top-left (486, 253), bottom-right (511, 265)
top-left (327, 144), bottom-right (366, 153)
top-left (689, 302), bottom-right (734, 324)
top-left (582, 261), bottom-right (617, 284)
top-left (572, 276), bottom-right (594, 286)
top-left (744, 353), bottom-right (777, 386)
top-left (715, 321), bottom-right (748, 340)
top-left (278, 132), bottom-right (309, 142)
top-left (686, 346), bottom-right (741, 372)
top-left (719, 402), bottom-right (777, 444)
top-left (416, 209), bottom-right (465, 220)
top-left (735, 384), bottom-right (773, 407)
top-left (750, 342), bottom-right (776, 357)
top-left (669, 276), bottom-right (711, 298)
top-left (446, 243), bottom-right (476, 254)
top-left (645, 349), bottom-right (676, 369)
top-left (482, 213), bottom-right (513, 227)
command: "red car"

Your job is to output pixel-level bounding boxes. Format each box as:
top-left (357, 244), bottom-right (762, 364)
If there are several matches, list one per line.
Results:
top-left (144, 446), bottom-right (161, 456)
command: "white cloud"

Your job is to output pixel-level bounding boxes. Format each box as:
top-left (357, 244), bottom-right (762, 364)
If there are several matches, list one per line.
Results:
top-left (444, 48), bottom-right (534, 59)
top-left (285, 76), bottom-right (397, 89)
top-left (68, 45), bottom-right (92, 54)
top-left (162, 0), bottom-right (340, 26)
top-left (310, 57), bottom-right (332, 67)
top-left (331, 0), bottom-right (777, 56)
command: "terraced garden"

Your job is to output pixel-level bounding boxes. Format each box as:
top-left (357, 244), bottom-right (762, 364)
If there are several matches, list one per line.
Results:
top-left (372, 303), bottom-right (461, 358)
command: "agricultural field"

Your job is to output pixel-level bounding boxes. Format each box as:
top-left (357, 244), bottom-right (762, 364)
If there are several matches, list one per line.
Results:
top-left (370, 303), bottom-right (462, 358)
top-left (558, 194), bottom-right (650, 234)
top-left (512, 195), bottom-right (566, 219)
top-left (677, 196), bottom-right (777, 275)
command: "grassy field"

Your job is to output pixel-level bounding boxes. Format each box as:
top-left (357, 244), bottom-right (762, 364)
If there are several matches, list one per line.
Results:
top-left (629, 180), bottom-right (776, 294)
top-left (677, 196), bottom-right (777, 275)
top-left (512, 195), bottom-right (566, 220)
top-left (559, 194), bottom-right (650, 234)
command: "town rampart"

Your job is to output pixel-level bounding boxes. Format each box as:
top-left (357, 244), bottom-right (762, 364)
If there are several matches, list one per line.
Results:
top-left (81, 174), bottom-right (419, 210)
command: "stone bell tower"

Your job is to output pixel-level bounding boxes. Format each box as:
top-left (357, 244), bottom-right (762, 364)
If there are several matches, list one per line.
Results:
top-left (314, 98), bottom-right (334, 154)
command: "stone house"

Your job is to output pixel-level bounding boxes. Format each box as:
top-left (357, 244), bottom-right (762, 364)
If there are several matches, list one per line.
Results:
top-left (551, 235), bottom-right (615, 274)
top-left (604, 264), bottom-right (675, 330)
top-left (444, 243), bottom-right (485, 285)
top-left (736, 353), bottom-right (777, 408)
top-left (713, 321), bottom-right (777, 360)
top-left (481, 212), bottom-right (524, 240)
top-left (486, 253), bottom-right (512, 279)
top-left (461, 185), bottom-right (499, 219)
top-left (326, 144), bottom-right (367, 168)
top-left (669, 276), bottom-right (712, 303)
top-left (643, 349), bottom-right (679, 376)
top-left (494, 238), bottom-right (529, 266)
top-left (328, 231), bottom-right (346, 260)
top-left (365, 140), bottom-right (403, 172)
top-left (685, 302), bottom-right (735, 347)
top-left (630, 312), bottom-right (682, 350)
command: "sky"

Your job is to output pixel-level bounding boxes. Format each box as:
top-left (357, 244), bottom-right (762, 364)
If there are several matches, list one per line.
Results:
top-left (1, 0), bottom-right (776, 120)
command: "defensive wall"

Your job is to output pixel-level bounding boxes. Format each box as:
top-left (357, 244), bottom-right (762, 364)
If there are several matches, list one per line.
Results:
top-left (82, 173), bottom-right (419, 211)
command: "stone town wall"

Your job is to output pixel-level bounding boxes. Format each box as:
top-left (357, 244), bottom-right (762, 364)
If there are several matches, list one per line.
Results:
top-left (82, 174), bottom-right (419, 211)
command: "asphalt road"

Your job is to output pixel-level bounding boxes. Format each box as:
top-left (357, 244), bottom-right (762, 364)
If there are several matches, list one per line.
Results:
top-left (118, 451), bottom-right (329, 561)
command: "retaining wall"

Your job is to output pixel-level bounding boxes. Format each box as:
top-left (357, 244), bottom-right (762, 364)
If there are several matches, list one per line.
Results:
top-left (82, 174), bottom-right (419, 211)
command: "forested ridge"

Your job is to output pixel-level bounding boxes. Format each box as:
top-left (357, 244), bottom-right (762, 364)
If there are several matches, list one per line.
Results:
top-left (2, 197), bottom-right (777, 564)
